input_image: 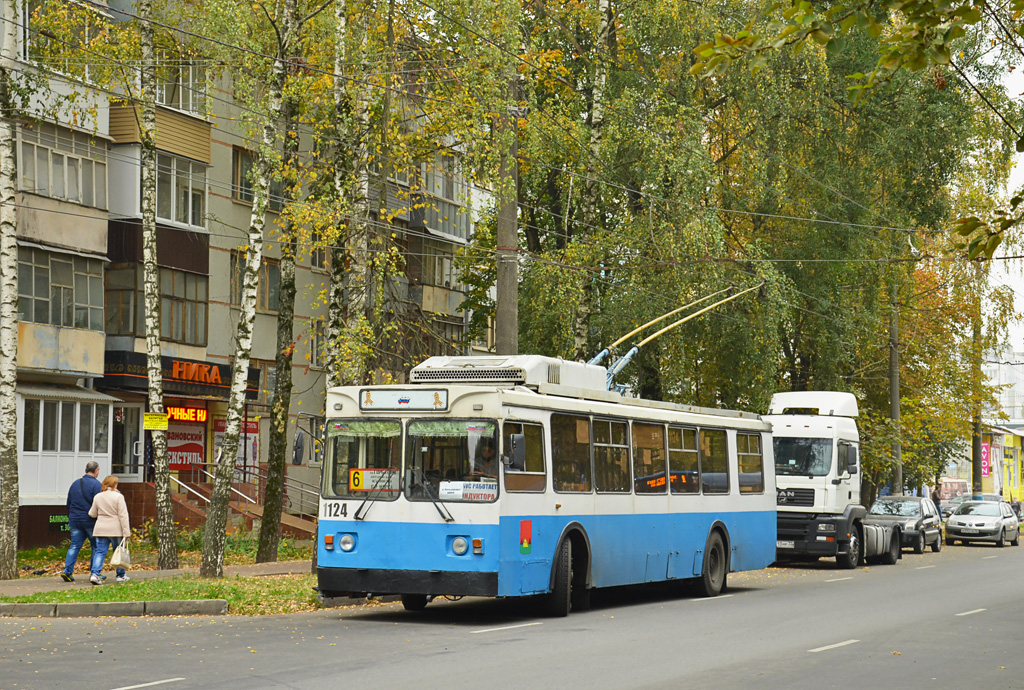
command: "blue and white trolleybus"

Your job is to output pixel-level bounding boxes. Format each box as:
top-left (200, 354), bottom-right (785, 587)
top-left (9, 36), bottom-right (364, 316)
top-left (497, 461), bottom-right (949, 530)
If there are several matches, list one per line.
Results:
top-left (316, 355), bottom-right (776, 615)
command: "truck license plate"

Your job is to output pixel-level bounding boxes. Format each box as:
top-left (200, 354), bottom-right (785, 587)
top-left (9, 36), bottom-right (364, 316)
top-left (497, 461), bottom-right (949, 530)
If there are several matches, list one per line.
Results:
top-left (777, 540), bottom-right (795, 549)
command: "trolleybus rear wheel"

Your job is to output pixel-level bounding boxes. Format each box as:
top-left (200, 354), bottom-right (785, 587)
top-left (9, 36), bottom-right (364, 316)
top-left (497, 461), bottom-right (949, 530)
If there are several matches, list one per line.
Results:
top-left (697, 532), bottom-right (726, 597)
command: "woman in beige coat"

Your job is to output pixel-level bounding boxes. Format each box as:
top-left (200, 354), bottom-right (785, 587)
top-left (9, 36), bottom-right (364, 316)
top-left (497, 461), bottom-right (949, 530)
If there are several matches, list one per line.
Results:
top-left (88, 475), bottom-right (131, 584)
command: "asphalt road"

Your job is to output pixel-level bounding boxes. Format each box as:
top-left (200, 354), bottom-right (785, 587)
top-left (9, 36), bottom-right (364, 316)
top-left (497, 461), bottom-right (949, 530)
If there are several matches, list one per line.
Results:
top-left (4, 543), bottom-right (1024, 690)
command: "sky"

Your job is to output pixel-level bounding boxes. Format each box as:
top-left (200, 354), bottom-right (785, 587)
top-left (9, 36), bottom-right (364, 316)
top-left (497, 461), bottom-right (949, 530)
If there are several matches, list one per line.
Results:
top-left (989, 69), bottom-right (1024, 355)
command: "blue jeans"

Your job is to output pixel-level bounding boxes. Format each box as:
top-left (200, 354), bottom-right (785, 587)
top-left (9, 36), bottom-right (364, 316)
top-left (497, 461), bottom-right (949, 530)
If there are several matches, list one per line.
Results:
top-left (64, 522), bottom-right (96, 577)
top-left (91, 536), bottom-right (126, 578)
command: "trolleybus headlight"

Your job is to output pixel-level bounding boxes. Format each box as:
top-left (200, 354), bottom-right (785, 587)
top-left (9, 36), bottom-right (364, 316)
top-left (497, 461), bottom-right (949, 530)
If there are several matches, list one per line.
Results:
top-left (339, 534), bottom-right (356, 552)
top-left (452, 537), bottom-right (469, 555)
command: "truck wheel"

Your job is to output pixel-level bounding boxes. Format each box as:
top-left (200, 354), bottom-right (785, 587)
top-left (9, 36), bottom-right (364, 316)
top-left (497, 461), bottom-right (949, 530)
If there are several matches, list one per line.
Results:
top-left (931, 535), bottom-right (942, 553)
top-left (880, 531), bottom-right (900, 565)
top-left (836, 525), bottom-right (861, 569)
top-left (545, 539), bottom-right (571, 617)
top-left (401, 594), bottom-right (428, 612)
top-left (913, 532), bottom-right (925, 554)
top-left (697, 532), bottom-right (727, 597)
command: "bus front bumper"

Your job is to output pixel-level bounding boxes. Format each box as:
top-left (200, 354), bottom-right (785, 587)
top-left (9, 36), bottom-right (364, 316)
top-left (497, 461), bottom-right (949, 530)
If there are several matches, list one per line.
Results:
top-left (317, 567), bottom-right (498, 598)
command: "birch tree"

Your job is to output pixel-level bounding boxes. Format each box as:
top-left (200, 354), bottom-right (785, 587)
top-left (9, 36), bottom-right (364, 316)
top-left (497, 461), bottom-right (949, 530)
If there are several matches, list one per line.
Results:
top-left (135, 0), bottom-right (178, 571)
top-left (198, 0), bottom-right (306, 577)
top-left (0, 0), bottom-right (21, 581)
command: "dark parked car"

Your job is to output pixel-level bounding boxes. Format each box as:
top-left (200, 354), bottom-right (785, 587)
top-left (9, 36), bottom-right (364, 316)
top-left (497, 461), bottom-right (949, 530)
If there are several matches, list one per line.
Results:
top-left (865, 496), bottom-right (942, 553)
top-left (940, 493), bottom-right (1004, 518)
top-left (945, 501), bottom-right (1021, 547)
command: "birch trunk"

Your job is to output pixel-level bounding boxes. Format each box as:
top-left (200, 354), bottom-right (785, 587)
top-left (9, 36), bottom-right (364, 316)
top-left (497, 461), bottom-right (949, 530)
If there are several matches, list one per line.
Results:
top-left (139, 0), bottom-right (177, 570)
top-left (327, 0), bottom-right (370, 387)
top-left (326, 0), bottom-right (348, 389)
top-left (572, 0), bottom-right (612, 361)
top-left (201, 0), bottom-right (295, 577)
top-left (0, 0), bottom-right (20, 580)
top-left (256, 93), bottom-right (299, 564)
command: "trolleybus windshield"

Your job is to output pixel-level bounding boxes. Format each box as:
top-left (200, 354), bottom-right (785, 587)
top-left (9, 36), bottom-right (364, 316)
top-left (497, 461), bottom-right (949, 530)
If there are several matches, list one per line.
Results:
top-left (323, 420), bottom-right (401, 499)
top-left (405, 419), bottom-right (498, 503)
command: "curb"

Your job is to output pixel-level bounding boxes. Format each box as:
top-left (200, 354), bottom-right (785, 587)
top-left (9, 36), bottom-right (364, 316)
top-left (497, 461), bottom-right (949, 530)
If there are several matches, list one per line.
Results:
top-left (0, 599), bottom-right (230, 618)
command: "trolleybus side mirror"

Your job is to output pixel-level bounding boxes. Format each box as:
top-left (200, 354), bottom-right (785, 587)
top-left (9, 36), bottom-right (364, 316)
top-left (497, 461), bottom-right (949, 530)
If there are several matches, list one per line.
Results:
top-left (503, 433), bottom-right (526, 471)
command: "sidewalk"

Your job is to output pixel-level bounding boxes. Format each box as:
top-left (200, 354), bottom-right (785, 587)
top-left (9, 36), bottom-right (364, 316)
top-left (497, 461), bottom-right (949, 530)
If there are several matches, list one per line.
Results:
top-left (0, 559), bottom-right (313, 597)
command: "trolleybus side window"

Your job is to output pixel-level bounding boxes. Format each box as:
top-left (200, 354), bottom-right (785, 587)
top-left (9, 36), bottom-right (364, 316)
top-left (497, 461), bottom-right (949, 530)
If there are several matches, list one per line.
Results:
top-left (552, 413), bottom-right (592, 493)
top-left (700, 428), bottom-right (730, 494)
top-left (737, 432), bottom-right (764, 494)
top-left (668, 426), bottom-right (699, 494)
top-left (323, 420), bottom-right (401, 500)
top-left (632, 421), bottom-right (667, 494)
top-left (594, 418), bottom-right (630, 493)
top-left (503, 421), bottom-right (546, 493)
top-left (405, 419), bottom-right (498, 502)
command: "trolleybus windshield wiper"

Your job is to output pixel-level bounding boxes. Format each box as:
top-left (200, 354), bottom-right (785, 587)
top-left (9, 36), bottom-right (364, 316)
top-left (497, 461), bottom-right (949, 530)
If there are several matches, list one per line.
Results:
top-left (354, 466), bottom-right (396, 521)
top-left (411, 467), bottom-right (455, 523)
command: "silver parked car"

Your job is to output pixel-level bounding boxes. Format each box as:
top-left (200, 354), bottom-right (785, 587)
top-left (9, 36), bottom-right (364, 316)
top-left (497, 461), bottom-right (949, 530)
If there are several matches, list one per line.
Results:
top-left (940, 493), bottom-right (1004, 518)
top-left (945, 501), bottom-right (1021, 547)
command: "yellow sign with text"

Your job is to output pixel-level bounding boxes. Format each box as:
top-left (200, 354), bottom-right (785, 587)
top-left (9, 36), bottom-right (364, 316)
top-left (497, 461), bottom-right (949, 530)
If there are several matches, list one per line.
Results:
top-left (144, 412), bottom-right (169, 431)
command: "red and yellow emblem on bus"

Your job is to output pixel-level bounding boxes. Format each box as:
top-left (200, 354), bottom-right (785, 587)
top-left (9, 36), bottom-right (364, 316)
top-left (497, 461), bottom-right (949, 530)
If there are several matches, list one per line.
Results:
top-left (520, 520), bottom-right (532, 554)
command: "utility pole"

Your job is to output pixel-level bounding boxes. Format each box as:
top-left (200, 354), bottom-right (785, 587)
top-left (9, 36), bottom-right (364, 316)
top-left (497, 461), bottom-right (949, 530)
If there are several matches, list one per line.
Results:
top-left (972, 284), bottom-right (983, 498)
top-left (890, 279), bottom-right (902, 496)
top-left (494, 89), bottom-right (518, 355)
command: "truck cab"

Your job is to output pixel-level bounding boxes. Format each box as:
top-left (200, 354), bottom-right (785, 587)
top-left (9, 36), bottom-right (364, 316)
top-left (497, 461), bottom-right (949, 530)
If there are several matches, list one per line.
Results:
top-left (766, 392), bottom-right (899, 568)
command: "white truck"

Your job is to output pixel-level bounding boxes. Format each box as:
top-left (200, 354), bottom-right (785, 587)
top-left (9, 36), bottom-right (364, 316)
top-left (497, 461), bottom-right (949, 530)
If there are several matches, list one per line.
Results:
top-left (765, 391), bottom-right (901, 568)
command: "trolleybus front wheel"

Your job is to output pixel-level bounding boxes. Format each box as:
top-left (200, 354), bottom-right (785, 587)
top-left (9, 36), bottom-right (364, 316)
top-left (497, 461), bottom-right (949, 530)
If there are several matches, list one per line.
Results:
top-left (545, 539), bottom-right (572, 617)
top-left (401, 594), bottom-right (428, 612)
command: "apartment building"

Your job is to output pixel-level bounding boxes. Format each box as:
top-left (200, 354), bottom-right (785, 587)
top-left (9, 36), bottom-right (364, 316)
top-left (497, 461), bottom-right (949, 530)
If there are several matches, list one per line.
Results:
top-left (8, 5), bottom-right (485, 546)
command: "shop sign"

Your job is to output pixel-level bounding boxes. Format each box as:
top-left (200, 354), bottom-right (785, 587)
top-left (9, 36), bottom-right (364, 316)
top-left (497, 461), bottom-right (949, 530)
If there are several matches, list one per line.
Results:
top-left (168, 424), bottom-right (206, 470)
top-left (102, 351), bottom-right (260, 400)
top-left (214, 419), bottom-right (260, 470)
top-left (167, 406), bottom-right (208, 423)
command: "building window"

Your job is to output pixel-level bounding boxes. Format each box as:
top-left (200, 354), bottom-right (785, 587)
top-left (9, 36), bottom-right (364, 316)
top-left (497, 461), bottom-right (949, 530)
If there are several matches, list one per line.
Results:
top-left (156, 154), bottom-right (206, 228)
top-left (252, 359), bottom-right (277, 407)
top-left (22, 0), bottom-right (101, 79)
top-left (104, 264), bottom-right (208, 346)
top-left (310, 228), bottom-right (327, 271)
top-left (421, 239), bottom-right (461, 290)
top-left (309, 319), bottom-right (326, 369)
top-left (156, 54), bottom-right (206, 115)
top-left (230, 251), bottom-right (281, 312)
top-left (426, 315), bottom-right (463, 357)
top-left (19, 123), bottom-right (107, 209)
top-left (160, 268), bottom-right (208, 345)
top-left (18, 247), bottom-right (104, 330)
top-left (22, 398), bottom-right (109, 455)
top-left (231, 147), bottom-right (284, 212)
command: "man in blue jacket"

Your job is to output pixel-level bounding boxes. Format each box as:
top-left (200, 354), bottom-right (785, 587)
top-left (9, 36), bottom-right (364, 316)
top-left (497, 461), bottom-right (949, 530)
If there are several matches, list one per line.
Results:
top-left (61, 461), bottom-right (101, 582)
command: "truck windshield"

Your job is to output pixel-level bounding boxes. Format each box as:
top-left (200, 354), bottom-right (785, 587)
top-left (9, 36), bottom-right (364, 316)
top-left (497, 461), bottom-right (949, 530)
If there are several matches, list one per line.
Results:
top-left (323, 420), bottom-right (401, 499)
top-left (405, 419), bottom-right (498, 503)
top-left (774, 437), bottom-right (833, 477)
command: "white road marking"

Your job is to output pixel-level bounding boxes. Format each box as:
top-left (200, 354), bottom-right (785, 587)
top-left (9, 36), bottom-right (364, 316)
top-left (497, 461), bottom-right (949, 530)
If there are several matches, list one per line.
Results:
top-left (955, 608), bottom-right (986, 617)
top-left (983, 556), bottom-right (999, 560)
top-left (109, 679), bottom-right (185, 690)
top-left (915, 565), bottom-right (936, 570)
top-left (692, 594), bottom-right (734, 601)
top-left (808, 639), bottom-right (859, 653)
top-left (825, 577), bottom-right (853, 583)
top-left (471, 622), bottom-right (544, 634)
